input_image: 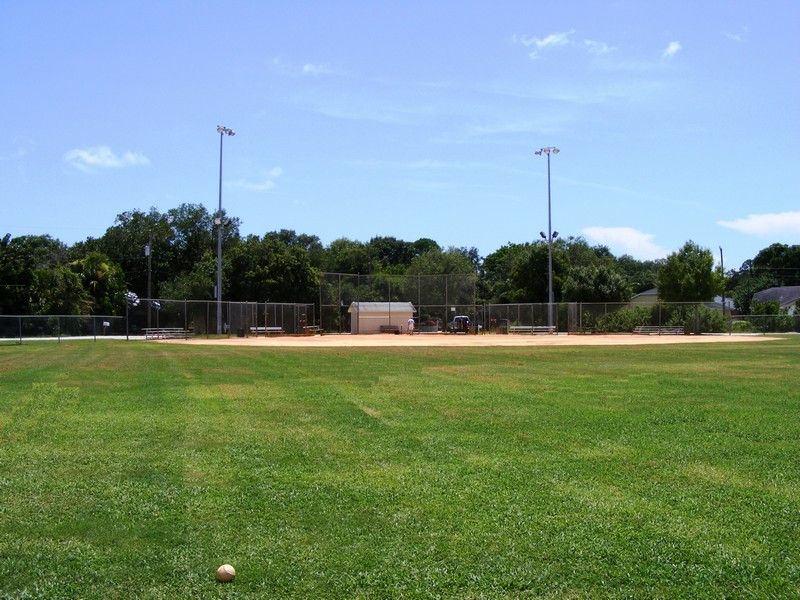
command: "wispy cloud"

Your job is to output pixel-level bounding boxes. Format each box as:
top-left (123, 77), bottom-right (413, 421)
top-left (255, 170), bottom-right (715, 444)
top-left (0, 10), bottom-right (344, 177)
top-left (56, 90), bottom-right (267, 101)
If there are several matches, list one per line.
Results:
top-left (227, 167), bottom-right (283, 192)
top-left (1, 138), bottom-right (35, 162)
top-left (64, 146), bottom-right (149, 172)
top-left (345, 158), bottom-right (526, 176)
top-left (302, 63), bottom-right (330, 75)
top-left (718, 211), bottom-right (800, 236)
top-left (582, 226), bottom-right (668, 260)
top-left (513, 30), bottom-right (575, 59)
top-left (583, 39), bottom-right (614, 55)
top-left (725, 26), bottom-right (749, 42)
top-left (662, 41), bottom-right (682, 58)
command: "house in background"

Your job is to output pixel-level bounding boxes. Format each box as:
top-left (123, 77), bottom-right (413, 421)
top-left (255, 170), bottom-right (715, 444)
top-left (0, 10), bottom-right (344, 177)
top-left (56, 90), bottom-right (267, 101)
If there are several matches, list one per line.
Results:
top-left (630, 288), bottom-right (658, 306)
top-left (752, 286), bottom-right (800, 315)
top-left (630, 288), bottom-right (733, 312)
top-left (348, 301), bottom-right (415, 334)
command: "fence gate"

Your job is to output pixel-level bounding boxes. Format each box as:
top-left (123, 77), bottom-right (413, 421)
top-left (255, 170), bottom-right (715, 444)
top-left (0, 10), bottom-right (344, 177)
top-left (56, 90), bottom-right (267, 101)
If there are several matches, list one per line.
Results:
top-left (567, 303), bottom-right (578, 333)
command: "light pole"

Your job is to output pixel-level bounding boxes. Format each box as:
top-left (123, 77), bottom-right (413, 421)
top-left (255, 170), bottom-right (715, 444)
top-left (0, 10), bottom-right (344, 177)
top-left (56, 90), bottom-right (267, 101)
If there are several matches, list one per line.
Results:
top-left (719, 246), bottom-right (725, 319)
top-left (535, 147), bottom-right (559, 331)
top-left (145, 235), bottom-right (152, 328)
top-left (216, 125), bottom-right (235, 335)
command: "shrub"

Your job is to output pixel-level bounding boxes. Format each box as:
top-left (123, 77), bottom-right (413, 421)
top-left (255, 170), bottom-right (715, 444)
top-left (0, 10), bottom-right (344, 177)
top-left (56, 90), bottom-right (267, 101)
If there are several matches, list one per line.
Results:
top-left (595, 306), bottom-right (652, 333)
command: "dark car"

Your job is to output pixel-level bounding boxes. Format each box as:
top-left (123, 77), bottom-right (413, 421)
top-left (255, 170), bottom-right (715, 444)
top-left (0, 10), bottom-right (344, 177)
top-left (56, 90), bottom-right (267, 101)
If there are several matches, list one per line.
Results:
top-left (447, 315), bottom-right (471, 333)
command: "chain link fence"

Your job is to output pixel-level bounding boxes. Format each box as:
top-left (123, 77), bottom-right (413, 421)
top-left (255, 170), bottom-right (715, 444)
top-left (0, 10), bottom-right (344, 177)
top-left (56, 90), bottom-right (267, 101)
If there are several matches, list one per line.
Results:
top-left (4, 298), bottom-right (797, 343)
top-left (320, 272), bottom-right (477, 333)
top-left (128, 299), bottom-right (315, 337)
top-left (0, 315), bottom-right (126, 343)
top-left (1, 300), bottom-right (315, 343)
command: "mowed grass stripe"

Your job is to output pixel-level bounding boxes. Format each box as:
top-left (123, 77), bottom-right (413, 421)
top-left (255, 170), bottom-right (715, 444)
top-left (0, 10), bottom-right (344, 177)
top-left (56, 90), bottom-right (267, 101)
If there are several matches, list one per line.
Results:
top-left (0, 338), bottom-right (798, 598)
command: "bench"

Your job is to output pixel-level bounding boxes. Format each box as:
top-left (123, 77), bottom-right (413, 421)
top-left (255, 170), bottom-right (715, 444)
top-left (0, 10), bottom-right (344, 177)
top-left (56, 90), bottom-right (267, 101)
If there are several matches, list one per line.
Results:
top-left (379, 325), bottom-right (401, 334)
top-left (249, 326), bottom-right (285, 336)
top-left (508, 325), bottom-right (556, 334)
top-left (632, 325), bottom-right (684, 335)
top-left (144, 327), bottom-right (191, 340)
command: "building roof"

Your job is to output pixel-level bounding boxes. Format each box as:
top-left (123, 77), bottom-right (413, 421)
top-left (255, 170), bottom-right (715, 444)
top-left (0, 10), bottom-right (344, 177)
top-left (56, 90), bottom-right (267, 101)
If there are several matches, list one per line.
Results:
top-left (348, 302), bottom-right (416, 313)
top-left (752, 286), bottom-right (800, 307)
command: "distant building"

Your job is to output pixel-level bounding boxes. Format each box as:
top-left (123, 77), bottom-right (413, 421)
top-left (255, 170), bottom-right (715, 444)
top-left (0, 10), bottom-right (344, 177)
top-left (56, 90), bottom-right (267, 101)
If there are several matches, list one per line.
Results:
top-left (630, 288), bottom-right (734, 312)
top-left (630, 288), bottom-right (658, 306)
top-left (348, 301), bottom-right (416, 334)
top-left (752, 286), bottom-right (800, 315)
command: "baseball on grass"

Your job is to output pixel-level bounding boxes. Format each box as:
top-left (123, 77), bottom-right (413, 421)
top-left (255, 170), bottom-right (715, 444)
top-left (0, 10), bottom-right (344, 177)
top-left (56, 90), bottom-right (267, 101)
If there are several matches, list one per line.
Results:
top-left (216, 564), bottom-right (236, 582)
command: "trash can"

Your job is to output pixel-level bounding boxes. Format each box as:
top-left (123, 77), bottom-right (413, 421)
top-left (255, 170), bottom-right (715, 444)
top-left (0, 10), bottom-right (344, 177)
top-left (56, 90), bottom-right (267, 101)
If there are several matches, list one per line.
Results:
top-left (236, 328), bottom-right (245, 338)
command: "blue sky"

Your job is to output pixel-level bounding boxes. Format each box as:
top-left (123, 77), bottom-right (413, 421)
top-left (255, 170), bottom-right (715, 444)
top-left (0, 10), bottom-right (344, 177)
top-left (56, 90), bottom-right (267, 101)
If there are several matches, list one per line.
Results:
top-left (2, 1), bottom-right (798, 271)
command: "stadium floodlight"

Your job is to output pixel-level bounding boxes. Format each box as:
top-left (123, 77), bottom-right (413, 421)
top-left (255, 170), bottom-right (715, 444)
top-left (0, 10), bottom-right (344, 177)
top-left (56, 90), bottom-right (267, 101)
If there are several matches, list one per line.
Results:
top-left (216, 125), bottom-right (235, 335)
top-left (536, 146), bottom-right (559, 331)
top-left (125, 291), bottom-right (139, 341)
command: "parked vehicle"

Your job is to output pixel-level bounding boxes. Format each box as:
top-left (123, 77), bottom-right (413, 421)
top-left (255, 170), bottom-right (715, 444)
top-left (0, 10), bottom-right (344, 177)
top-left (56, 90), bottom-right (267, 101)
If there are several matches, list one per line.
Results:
top-left (447, 315), bottom-right (471, 333)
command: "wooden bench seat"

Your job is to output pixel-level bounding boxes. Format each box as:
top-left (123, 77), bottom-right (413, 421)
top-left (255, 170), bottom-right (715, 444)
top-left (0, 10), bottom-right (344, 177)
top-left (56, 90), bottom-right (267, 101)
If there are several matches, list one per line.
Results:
top-left (144, 327), bottom-right (190, 340)
top-left (508, 325), bottom-right (556, 334)
top-left (249, 326), bottom-right (285, 335)
top-left (632, 325), bottom-right (684, 335)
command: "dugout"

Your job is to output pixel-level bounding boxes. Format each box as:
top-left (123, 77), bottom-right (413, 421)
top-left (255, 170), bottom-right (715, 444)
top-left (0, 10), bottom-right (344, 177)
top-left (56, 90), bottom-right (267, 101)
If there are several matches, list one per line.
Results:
top-left (348, 301), bottom-right (416, 334)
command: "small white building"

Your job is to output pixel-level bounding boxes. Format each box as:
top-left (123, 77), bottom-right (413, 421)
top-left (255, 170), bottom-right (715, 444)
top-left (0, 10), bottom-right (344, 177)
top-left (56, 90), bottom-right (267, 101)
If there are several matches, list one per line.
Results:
top-left (348, 302), bottom-right (415, 334)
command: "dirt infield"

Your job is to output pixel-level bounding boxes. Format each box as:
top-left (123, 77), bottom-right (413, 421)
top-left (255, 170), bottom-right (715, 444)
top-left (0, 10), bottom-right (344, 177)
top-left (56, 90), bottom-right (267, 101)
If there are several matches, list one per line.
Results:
top-left (175, 332), bottom-right (777, 348)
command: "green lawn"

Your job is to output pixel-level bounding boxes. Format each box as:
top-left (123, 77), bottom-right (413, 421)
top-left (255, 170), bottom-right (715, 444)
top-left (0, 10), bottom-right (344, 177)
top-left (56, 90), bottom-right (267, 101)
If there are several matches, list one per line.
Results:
top-left (1, 338), bottom-right (798, 598)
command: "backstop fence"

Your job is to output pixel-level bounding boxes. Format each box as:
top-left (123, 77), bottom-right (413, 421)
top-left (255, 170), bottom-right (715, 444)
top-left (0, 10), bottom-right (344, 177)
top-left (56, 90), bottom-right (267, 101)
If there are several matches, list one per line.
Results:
top-left (319, 272), bottom-right (478, 333)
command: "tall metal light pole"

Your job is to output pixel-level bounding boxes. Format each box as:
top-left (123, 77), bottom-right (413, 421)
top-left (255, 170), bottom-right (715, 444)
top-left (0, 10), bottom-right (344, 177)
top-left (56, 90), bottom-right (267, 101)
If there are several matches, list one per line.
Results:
top-left (719, 246), bottom-right (725, 319)
top-left (535, 147), bottom-right (559, 331)
top-left (216, 125), bottom-right (235, 335)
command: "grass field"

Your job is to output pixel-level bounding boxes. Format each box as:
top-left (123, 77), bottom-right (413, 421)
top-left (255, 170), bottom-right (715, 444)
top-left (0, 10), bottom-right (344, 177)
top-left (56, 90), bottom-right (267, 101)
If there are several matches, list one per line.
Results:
top-left (1, 337), bottom-right (798, 598)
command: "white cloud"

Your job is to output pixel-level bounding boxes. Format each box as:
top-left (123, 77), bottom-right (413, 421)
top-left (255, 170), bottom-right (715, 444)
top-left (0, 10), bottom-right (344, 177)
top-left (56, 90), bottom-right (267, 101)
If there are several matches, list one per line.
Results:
top-left (582, 226), bottom-right (669, 260)
top-left (64, 146), bottom-right (149, 171)
top-left (302, 63), bottom-right (328, 75)
top-left (662, 41), bottom-right (682, 58)
top-left (227, 167), bottom-right (283, 192)
top-left (725, 26), bottom-right (749, 42)
top-left (228, 179), bottom-right (275, 192)
top-left (583, 39), bottom-right (614, 55)
top-left (717, 211), bottom-right (800, 236)
top-left (513, 30), bottom-right (575, 59)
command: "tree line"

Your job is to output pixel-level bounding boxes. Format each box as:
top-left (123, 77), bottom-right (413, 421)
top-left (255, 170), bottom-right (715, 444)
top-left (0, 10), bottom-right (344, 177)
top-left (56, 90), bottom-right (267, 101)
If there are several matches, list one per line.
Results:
top-left (1, 203), bottom-right (798, 317)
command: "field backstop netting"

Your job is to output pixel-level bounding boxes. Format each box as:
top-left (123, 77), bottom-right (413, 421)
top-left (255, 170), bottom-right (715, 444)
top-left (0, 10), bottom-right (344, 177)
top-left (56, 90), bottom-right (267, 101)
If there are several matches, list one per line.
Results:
top-left (319, 272), bottom-right (477, 333)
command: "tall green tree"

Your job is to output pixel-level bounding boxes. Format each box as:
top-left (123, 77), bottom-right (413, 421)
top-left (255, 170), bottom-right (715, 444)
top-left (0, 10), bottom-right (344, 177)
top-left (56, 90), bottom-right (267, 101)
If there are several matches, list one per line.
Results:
top-left (746, 243), bottom-right (800, 287)
top-left (226, 233), bottom-right (318, 303)
top-left (562, 264), bottom-right (632, 302)
top-left (481, 243), bottom-right (529, 303)
top-left (657, 241), bottom-right (721, 302)
top-left (32, 265), bottom-right (92, 315)
top-left (69, 251), bottom-right (126, 314)
top-left (1, 234), bottom-right (70, 314)
top-left (616, 255), bottom-right (664, 295)
top-left (324, 238), bottom-right (372, 274)
top-left (368, 236), bottom-right (416, 273)
top-left (508, 240), bottom-right (568, 303)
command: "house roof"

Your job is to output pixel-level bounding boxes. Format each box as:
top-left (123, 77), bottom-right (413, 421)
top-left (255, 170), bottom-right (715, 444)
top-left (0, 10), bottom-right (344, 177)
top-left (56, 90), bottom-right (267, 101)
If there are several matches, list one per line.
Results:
top-left (752, 286), bottom-right (800, 307)
top-left (348, 302), bottom-right (416, 313)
